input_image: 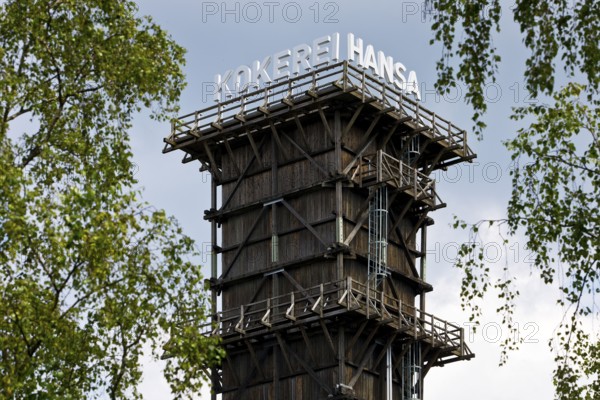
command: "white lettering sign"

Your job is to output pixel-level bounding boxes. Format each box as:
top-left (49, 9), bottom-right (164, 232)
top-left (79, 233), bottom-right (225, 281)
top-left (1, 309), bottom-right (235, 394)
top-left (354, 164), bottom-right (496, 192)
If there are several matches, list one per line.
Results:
top-left (213, 32), bottom-right (421, 101)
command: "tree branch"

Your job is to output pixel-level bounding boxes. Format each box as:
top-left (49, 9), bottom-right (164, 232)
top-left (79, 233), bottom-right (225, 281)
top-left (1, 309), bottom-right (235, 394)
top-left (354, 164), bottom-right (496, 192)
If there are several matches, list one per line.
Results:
top-left (1, 34), bottom-right (33, 136)
top-left (59, 276), bottom-right (127, 320)
top-left (18, 99), bottom-right (65, 168)
top-left (6, 107), bottom-right (33, 123)
top-left (109, 326), bottom-right (145, 400)
top-left (541, 154), bottom-right (597, 174)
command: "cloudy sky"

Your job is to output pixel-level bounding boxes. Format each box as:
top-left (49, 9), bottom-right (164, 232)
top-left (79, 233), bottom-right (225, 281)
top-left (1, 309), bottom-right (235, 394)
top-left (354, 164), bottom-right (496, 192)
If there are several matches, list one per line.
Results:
top-left (129, 1), bottom-right (563, 398)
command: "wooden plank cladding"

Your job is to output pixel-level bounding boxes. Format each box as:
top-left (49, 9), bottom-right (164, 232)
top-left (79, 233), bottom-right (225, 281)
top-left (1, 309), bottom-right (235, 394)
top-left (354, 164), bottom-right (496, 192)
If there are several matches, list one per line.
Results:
top-left (164, 60), bottom-right (476, 399)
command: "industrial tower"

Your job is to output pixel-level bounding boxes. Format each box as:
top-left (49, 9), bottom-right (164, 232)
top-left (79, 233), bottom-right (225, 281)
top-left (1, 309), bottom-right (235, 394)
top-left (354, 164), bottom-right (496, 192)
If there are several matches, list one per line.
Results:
top-left (164, 61), bottom-right (475, 399)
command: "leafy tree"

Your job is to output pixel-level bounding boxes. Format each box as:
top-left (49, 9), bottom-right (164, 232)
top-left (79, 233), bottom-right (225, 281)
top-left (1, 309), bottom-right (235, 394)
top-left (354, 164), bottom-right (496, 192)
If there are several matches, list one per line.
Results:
top-left (426, 0), bottom-right (598, 398)
top-left (0, 1), bottom-right (221, 398)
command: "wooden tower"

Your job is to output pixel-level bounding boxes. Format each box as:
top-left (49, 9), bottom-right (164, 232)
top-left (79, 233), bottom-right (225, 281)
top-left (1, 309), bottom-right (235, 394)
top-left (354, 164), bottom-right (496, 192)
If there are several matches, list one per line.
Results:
top-left (164, 61), bottom-right (475, 399)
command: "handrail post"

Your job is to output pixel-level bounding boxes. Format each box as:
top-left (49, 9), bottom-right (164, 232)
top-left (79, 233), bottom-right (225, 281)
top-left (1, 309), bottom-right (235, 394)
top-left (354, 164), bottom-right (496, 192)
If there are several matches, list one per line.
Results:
top-left (345, 276), bottom-right (350, 310)
top-left (416, 101), bottom-right (420, 122)
top-left (413, 167), bottom-right (417, 196)
top-left (319, 283), bottom-right (324, 317)
top-left (377, 150), bottom-right (383, 183)
top-left (398, 92), bottom-right (403, 116)
top-left (366, 279), bottom-right (370, 319)
top-left (348, 276), bottom-right (352, 310)
top-left (398, 298), bottom-right (403, 328)
top-left (398, 157), bottom-right (402, 186)
top-left (362, 69), bottom-right (366, 102)
top-left (235, 305), bottom-right (245, 334)
top-left (285, 292), bottom-right (296, 321)
top-left (444, 320), bottom-right (448, 342)
top-left (343, 61), bottom-right (348, 91)
top-left (430, 313), bottom-right (435, 338)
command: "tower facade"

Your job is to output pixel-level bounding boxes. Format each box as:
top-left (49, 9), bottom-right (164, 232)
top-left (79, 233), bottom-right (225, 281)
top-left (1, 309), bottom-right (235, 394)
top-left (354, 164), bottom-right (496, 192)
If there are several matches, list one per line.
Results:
top-left (164, 61), bottom-right (475, 399)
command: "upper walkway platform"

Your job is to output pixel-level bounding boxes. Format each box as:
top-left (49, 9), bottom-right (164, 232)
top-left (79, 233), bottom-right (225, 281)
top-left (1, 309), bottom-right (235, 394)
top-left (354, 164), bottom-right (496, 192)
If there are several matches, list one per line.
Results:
top-left (164, 61), bottom-right (475, 171)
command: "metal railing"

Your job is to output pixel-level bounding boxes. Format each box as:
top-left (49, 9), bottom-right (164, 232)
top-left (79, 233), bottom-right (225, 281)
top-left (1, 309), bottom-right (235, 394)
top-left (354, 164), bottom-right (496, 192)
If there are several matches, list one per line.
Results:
top-left (164, 61), bottom-right (472, 160)
top-left (179, 277), bottom-right (470, 359)
top-left (350, 150), bottom-right (442, 206)
top-left (344, 278), bottom-right (465, 353)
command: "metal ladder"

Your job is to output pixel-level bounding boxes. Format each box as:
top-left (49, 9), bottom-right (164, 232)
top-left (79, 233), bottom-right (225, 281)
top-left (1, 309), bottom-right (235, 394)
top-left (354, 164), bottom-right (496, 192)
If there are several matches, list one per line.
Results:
top-left (368, 185), bottom-right (389, 288)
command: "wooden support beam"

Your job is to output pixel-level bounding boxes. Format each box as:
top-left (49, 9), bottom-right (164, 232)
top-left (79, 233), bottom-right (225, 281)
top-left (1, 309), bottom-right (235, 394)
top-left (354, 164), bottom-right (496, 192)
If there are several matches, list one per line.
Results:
top-left (275, 332), bottom-right (294, 374)
top-left (299, 325), bottom-right (317, 365)
top-left (342, 103), bottom-right (365, 138)
top-left (424, 144), bottom-right (452, 175)
top-left (245, 340), bottom-right (266, 380)
top-left (220, 136), bottom-right (266, 211)
top-left (393, 343), bottom-right (412, 374)
top-left (218, 252), bottom-right (328, 289)
top-left (203, 142), bottom-right (222, 182)
top-left (282, 131), bottom-right (329, 177)
top-left (218, 216), bottom-right (335, 253)
top-left (294, 115), bottom-right (312, 152)
top-left (233, 347), bottom-right (270, 400)
top-left (387, 198), bottom-right (414, 238)
top-left (220, 207), bottom-right (268, 280)
top-left (421, 342), bottom-right (433, 362)
top-left (411, 136), bottom-right (434, 167)
top-left (208, 180), bottom-right (327, 221)
top-left (225, 353), bottom-right (241, 387)
top-left (345, 320), bottom-right (369, 357)
top-left (388, 205), bottom-right (420, 278)
top-left (380, 123), bottom-right (399, 149)
top-left (342, 133), bottom-right (378, 176)
top-left (246, 130), bottom-right (263, 166)
top-left (348, 342), bottom-right (378, 387)
top-left (223, 138), bottom-right (240, 176)
top-left (344, 188), bottom-right (399, 247)
top-left (281, 270), bottom-right (316, 306)
top-left (372, 333), bottom-right (398, 370)
top-left (354, 325), bottom-right (380, 364)
top-left (320, 320), bottom-right (338, 358)
top-left (422, 348), bottom-right (443, 377)
top-left (281, 199), bottom-right (328, 247)
top-left (318, 106), bottom-right (333, 142)
top-left (281, 339), bottom-right (333, 396)
top-left (270, 121), bottom-right (289, 160)
top-left (343, 193), bottom-right (374, 247)
top-left (359, 114), bottom-right (382, 147)
top-left (214, 144), bottom-right (335, 185)
top-left (406, 213), bottom-right (428, 241)
top-left (243, 275), bottom-right (268, 311)
top-left (386, 278), bottom-right (403, 309)
top-left (342, 113), bottom-right (382, 176)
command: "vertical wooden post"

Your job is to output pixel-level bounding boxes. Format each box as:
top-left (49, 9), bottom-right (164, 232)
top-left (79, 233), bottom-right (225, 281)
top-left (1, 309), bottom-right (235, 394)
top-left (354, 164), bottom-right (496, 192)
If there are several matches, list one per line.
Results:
top-left (420, 223), bottom-right (427, 315)
top-left (210, 177), bottom-right (218, 400)
top-left (343, 61), bottom-right (348, 91)
top-left (361, 69), bottom-right (366, 102)
top-left (271, 126), bottom-right (280, 318)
